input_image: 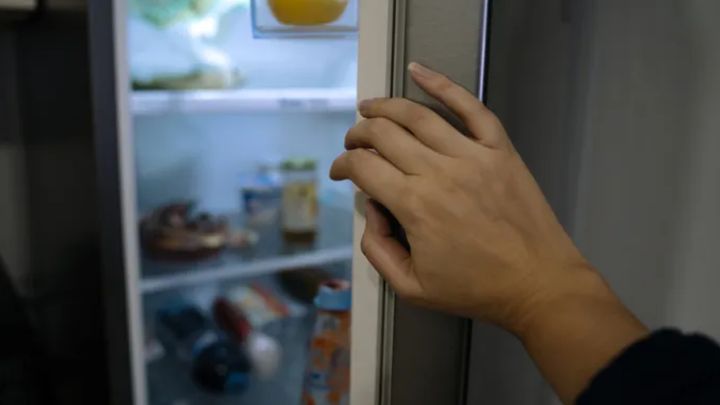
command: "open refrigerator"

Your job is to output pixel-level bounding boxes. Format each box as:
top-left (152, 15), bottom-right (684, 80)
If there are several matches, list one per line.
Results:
top-left (111, 0), bottom-right (359, 404)
top-left (91, 1), bottom-right (493, 404)
top-left (87, 0), bottom-right (720, 404)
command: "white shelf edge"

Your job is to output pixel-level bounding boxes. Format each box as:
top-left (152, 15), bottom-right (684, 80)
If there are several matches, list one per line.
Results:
top-left (132, 87), bottom-right (358, 115)
top-left (140, 245), bottom-right (354, 294)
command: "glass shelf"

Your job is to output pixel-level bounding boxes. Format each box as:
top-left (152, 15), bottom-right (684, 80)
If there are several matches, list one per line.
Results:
top-left (143, 271), bottom-right (327, 405)
top-left (132, 87), bottom-right (357, 115)
top-left (147, 312), bottom-right (314, 405)
top-left (140, 204), bottom-right (353, 294)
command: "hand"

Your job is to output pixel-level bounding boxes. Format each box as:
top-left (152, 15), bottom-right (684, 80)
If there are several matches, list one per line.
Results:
top-left (331, 62), bottom-right (597, 331)
top-left (331, 63), bottom-right (648, 404)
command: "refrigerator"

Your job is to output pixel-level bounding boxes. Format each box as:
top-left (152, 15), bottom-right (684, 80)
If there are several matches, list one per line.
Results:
top-left (3, 0), bottom-right (720, 404)
top-left (88, 0), bottom-right (490, 403)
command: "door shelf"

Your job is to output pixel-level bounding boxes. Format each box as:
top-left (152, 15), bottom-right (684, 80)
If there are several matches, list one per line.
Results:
top-left (140, 205), bottom-right (353, 294)
top-left (251, 0), bottom-right (358, 39)
top-left (132, 87), bottom-right (357, 115)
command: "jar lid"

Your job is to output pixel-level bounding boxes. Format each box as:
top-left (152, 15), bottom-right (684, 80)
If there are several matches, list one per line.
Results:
top-left (281, 158), bottom-right (317, 171)
top-left (314, 279), bottom-right (351, 311)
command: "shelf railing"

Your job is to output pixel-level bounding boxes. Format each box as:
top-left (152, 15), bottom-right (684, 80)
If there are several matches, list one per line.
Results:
top-left (132, 87), bottom-right (357, 115)
top-left (139, 205), bottom-right (354, 294)
top-left (140, 245), bottom-right (352, 294)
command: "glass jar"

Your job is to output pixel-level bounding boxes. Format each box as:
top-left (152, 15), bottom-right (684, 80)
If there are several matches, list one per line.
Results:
top-left (281, 159), bottom-right (318, 242)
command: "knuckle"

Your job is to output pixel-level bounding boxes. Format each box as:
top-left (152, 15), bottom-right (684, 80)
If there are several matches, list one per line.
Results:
top-left (367, 117), bottom-right (391, 136)
top-left (407, 105), bottom-right (432, 126)
top-left (346, 149), bottom-right (365, 171)
top-left (345, 124), bottom-right (360, 144)
top-left (432, 74), bottom-right (454, 93)
top-left (402, 188), bottom-right (424, 225)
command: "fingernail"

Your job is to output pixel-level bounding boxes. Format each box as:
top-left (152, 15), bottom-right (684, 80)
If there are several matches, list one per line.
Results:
top-left (408, 62), bottom-right (438, 79)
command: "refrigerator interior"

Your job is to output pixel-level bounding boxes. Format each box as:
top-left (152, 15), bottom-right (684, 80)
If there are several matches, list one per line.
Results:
top-left (469, 1), bottom-right (720, 404)
top-left (120, 1), bottom-right (357, 403)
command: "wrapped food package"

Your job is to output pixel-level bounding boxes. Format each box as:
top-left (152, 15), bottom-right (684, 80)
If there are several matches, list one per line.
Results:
top-left (129, 0), bottom-right (246, 89)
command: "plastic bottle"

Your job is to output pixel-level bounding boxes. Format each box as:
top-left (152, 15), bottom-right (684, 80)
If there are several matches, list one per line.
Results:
top-left (301, 280), bottom-right (351, 405)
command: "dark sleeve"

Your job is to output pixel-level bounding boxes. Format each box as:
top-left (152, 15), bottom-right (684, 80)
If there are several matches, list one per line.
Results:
top-left (578, 329), bottom-right (720, 405)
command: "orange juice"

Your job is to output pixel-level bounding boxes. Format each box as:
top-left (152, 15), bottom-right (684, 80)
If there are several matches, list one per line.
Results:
top-left (268, 0), bottom-right (349, 26)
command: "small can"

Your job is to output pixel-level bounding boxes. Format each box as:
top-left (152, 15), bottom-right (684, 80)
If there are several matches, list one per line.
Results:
top-left (281, 158), bottom-right (318, 242)
top-left (301, 280), bottom-right (351, 405)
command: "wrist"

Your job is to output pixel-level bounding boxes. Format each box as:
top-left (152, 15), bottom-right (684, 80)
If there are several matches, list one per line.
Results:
top-left (506, 265), bottom-right (649, 403)
top-left (509, 265), bottom-right (638, 341)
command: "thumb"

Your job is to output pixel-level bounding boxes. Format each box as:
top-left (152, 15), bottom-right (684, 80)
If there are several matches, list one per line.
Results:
top-left (361, 199), bottom-right (421, 299)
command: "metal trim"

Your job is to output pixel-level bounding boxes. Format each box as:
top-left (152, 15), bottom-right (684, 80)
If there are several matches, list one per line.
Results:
top-left (378, 1), bottom-right (403, 402)
top-left (478, 0), bottom-right (491, 101)
top-left (380, 1), bottom-right (490, 404)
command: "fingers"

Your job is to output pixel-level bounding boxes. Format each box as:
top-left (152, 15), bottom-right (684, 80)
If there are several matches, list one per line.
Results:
top-left (362, 199), bottom-right (422, 298)
top-left (408, 62), bottom-right (508, 148)
top-left (358, 97), bottom-right (473, 157)
top-left (345, 118), bottom-right (441, 174)
top-left (330, 149), bottom-right (406, 214)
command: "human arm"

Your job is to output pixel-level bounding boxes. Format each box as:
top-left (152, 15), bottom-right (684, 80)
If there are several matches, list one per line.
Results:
top-left (330, 62), bottom-right (648, 403)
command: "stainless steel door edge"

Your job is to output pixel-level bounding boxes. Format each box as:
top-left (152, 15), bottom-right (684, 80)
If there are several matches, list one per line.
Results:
top-left (379, 1), bottom-right (491, 404)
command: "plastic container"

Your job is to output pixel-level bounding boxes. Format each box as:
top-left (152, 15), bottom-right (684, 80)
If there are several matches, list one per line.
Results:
top-left (251, 0), bottom-right (358, 38)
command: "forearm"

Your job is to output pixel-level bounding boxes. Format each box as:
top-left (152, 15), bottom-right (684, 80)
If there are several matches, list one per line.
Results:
top-left (514, 269), bottom-right (649, 404)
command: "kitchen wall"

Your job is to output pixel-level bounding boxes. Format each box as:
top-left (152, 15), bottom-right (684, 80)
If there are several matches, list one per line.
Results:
top-left (470, 0), bottom-right (720, 404)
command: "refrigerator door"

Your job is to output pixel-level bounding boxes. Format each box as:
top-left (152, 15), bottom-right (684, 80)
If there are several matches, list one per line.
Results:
top-left (467, 1), bottom-right (720, 404)
top-left (350, 1), bottom-right (392, 403)
top-left (88, 1), bottom-right (142, 403)
top-left (352, 1), bottom-right (490, 404)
